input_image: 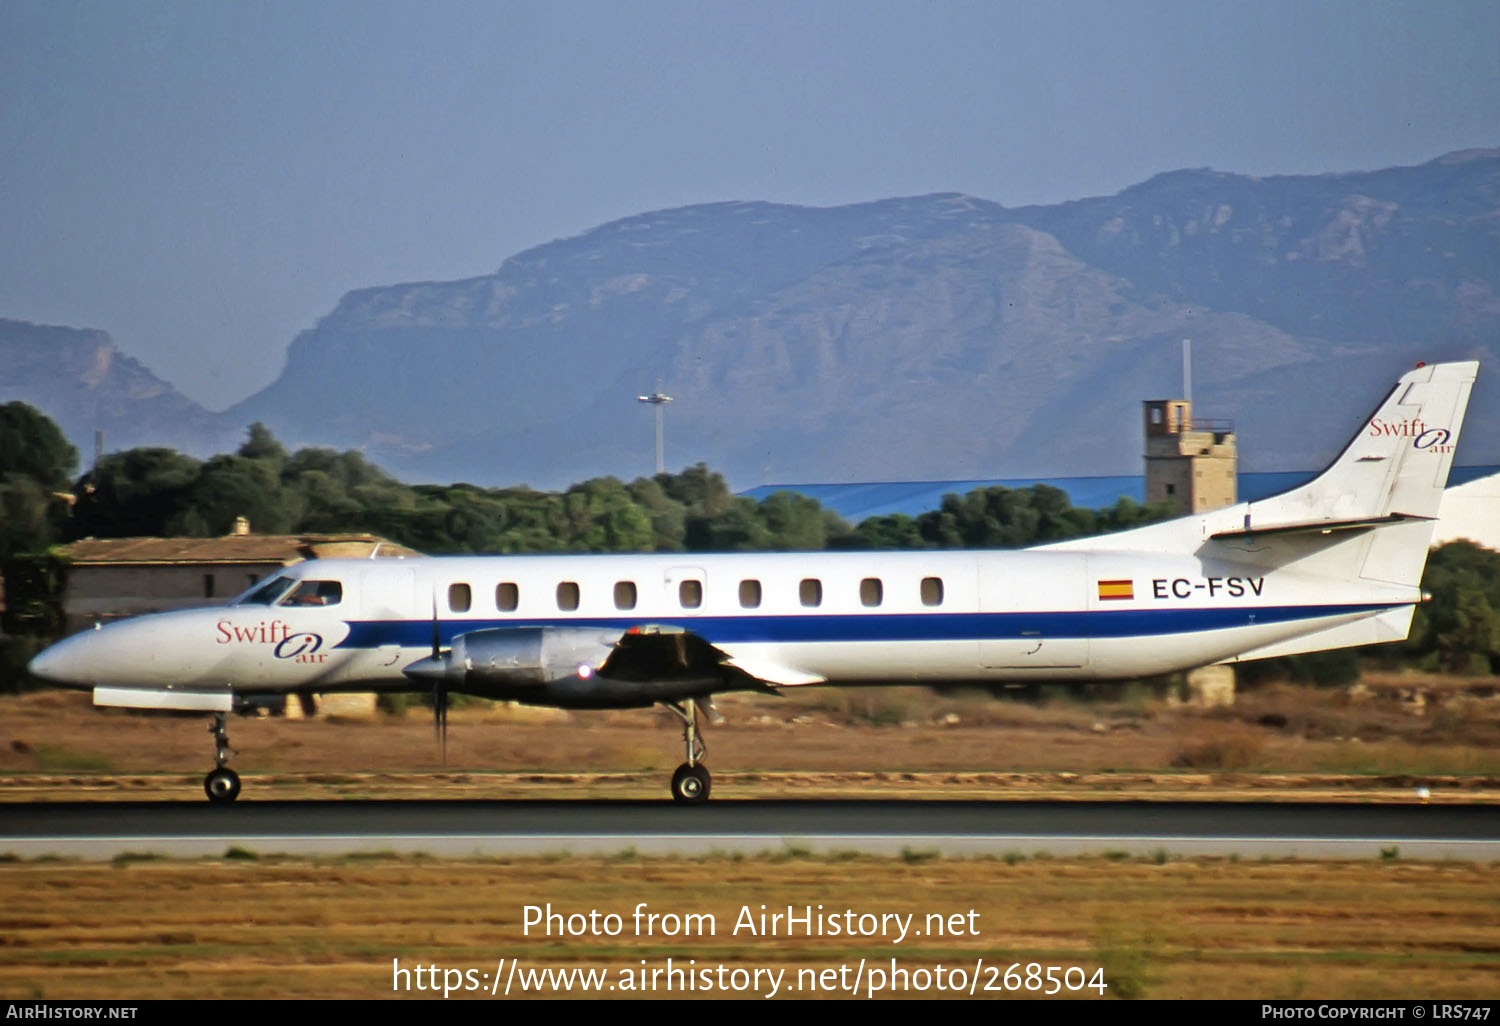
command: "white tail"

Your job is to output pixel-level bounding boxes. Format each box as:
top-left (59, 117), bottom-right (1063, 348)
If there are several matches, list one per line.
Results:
top-left (1046, 360), bottom-right (1479, 588)
top-left (1244, 360), bottom-right (1475, 528)
top-left (1228, 360), bottom-right (1478, 588)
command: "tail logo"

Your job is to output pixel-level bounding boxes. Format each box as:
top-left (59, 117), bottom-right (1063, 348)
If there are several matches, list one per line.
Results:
top-left (1413, 428), bottom-right (1453, 452)
top-left (1368, 418), bottom-right (1454, 453)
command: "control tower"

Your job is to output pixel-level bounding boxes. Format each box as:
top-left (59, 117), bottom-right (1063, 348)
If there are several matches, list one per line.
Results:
top-left (1143, 399), bottom-right (1236, 514)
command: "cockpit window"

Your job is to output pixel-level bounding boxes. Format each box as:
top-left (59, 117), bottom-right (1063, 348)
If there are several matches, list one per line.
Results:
top-left (284, 580), bottom-right (343, 607)
top-left (237, 576), bottom-right (296, 606)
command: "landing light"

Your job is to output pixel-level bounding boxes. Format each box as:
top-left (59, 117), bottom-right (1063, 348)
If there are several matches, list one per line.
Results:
top-left (577, 664), bottom-right (593, 679)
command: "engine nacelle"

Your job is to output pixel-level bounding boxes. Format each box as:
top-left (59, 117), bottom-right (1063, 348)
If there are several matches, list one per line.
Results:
top-left (451, 626), bottom-right (620, 686)
top-left (403, 625), bottom-right (726, 708)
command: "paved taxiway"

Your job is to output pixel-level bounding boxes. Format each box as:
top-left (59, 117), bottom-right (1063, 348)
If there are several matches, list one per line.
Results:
top-left (4, 799), bottom-right (1497, 859)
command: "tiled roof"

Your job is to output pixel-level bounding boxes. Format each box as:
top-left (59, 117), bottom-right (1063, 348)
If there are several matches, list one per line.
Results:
top-left (55, 534), bottom-right (421, 566)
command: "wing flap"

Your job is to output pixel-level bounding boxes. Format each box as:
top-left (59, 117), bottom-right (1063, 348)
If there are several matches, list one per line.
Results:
top-left (599, 625), bottom-right (825, 688)
top-left (719, 655), bottom-right (827, 687)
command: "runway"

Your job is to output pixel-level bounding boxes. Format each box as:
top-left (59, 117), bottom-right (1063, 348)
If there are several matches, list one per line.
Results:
top-left (4, 799), bottom-right (1498, 859)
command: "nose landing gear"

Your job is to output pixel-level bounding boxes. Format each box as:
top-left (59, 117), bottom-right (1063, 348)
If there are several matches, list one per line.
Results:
top-left (203, 713), bottom-right (241, 803)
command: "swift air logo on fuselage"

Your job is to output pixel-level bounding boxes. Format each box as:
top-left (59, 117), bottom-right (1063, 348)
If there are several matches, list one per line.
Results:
top-left (1152, 577), bottom-right (1265, 600)
top-left (215, 619), bottom-right (334, 663)
top-left (1367, 418), bottom-right (1455, 454)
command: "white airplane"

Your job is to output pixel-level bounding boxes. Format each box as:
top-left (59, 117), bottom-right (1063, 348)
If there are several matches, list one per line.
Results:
top-left (27, 361), bottom-right (1478, 803)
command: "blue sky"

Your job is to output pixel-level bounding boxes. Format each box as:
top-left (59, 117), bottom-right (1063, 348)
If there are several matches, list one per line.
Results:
top-left (3, 0), bottom-right (1497, 409)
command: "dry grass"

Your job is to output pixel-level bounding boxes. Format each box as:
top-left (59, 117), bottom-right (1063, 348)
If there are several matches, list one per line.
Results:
top-left (3, 680), bottom-right (1500, 801)
top-left (1170, 724), bottom-right (1267, 769)
top-left (0, 854), bottom-right (1496, 999)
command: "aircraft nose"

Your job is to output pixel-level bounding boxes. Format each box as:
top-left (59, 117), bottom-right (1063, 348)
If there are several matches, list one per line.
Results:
top-left (27, 632), bottom-right (96, 686)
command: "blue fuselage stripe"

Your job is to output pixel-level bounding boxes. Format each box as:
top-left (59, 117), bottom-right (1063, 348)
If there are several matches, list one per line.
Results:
top-left (336, 603), bottom-right (1400, 649)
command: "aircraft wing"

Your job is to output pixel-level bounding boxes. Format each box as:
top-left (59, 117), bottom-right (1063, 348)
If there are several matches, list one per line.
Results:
top-left (597, 624), bottom-right (823, 688)
top-left (717, 655), bottom-right (827, 687)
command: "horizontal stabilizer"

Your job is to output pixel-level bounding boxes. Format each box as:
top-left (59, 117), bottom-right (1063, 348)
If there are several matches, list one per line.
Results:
top-left (1210, 512), bottom-right (1435, 541)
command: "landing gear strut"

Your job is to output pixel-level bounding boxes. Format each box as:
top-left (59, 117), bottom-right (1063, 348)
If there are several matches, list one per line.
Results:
top-left (663, 698), bottom-right (711, 803)
top-left (203, 712), bottom-right (241, 804)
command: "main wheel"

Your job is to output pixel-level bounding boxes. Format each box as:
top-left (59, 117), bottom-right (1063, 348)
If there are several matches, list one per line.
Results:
top-left (204, 767), bottom-right (241, 804)
top-left (670, 763), bottom-right (711, 803)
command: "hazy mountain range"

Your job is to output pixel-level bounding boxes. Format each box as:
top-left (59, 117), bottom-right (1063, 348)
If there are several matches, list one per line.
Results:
top-left (5, 148), bottom-right (1498, 489)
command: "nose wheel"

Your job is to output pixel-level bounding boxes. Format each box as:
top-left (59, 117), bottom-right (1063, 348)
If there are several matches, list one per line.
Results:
top-left (203, 712), bottom-right (241, 803)
top-left (663, 698), bottom-right (711, 803)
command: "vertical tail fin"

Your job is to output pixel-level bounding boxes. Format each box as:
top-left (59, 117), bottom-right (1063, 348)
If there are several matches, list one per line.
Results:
top-left (1231, 360), bottom-right (1477, 588)
top-left (1043, 361), bottom-right (1479, 590)
top-left (1245, 360), bottom-right (1477, 528)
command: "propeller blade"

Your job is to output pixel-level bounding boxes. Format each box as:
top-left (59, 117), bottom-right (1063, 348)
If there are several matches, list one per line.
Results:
top-left (430, 589), bottom-right (446, 765)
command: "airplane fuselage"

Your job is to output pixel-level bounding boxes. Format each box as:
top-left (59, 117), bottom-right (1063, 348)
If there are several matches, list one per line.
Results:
top-left (34, 547), bottom-right (1417, 705)
top-left (24, 360), bottom-right (1477, 800)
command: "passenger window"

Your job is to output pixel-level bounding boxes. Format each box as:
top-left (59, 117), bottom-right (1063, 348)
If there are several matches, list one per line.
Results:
top-left (557, 581), bottom-right (580, 611)
top-left (679, 579), bottom-right (703, 609)
top-left (921, 576), bottom-right (944, 607)
top-left (286, 580), bottom-right (342, 607)
top-left (799, 578), bottom-right (822, 608)
top-left (860, 577), bottom-right (883, 607)
top-left (448, 583), bottom-right (471, 613)
top-left (496, 582), bottom-right (519, 612)
top-left (614, 581), bottom-right (637, 610)
top-left (739, 579), bottom-right (762, 609)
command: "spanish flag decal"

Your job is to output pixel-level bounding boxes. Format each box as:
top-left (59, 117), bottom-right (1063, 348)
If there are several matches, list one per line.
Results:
top-left (1097, 579), bottom-right (1134, 601)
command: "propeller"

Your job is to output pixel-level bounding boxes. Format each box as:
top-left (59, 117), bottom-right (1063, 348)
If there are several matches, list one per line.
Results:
top-left (431, 590), bottom-right (447, 766)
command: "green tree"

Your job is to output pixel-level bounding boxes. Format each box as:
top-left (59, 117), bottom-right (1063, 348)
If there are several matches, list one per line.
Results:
top-left (756, 490), bottom-right (850, 550)
top-left (237, 422), bottom-right (288, 466)
top-left (686, 498), bottom-right (771, 551)
top-left (1099, 496), bottom-right (1177, 533)
top-left (71, 448), bottom-right (202, 538)
top-left (0, 402), bottom-right (78, 491)
top-left (175, 454), bottom-right (300, 536)
top-left (0, 404), bottom-right (78, 558)
top-left (626, 475), bottom-right (687, 550)
top-left (1401, 541), bottom-right (1500, 674)
top-left (839, 512), bottom-right (931, 550)
top-left (560, 478), bottom-right (654, 551)
top-left (0, 474), bottom-right (61, 558)
top-left (656, 463), bottom-right (734, 518)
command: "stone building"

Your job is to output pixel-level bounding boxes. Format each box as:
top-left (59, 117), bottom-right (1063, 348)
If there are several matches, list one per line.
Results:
top-left (1142, 399), bottom-right (1237, 515)
top-left (54, 528), bottom-right (419, 631)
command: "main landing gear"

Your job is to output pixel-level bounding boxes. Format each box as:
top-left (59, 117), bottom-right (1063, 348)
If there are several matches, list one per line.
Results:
top-left (203, 712), bottom-right (241, 804)
top-left (663, 698), bottom-right (711, 803)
